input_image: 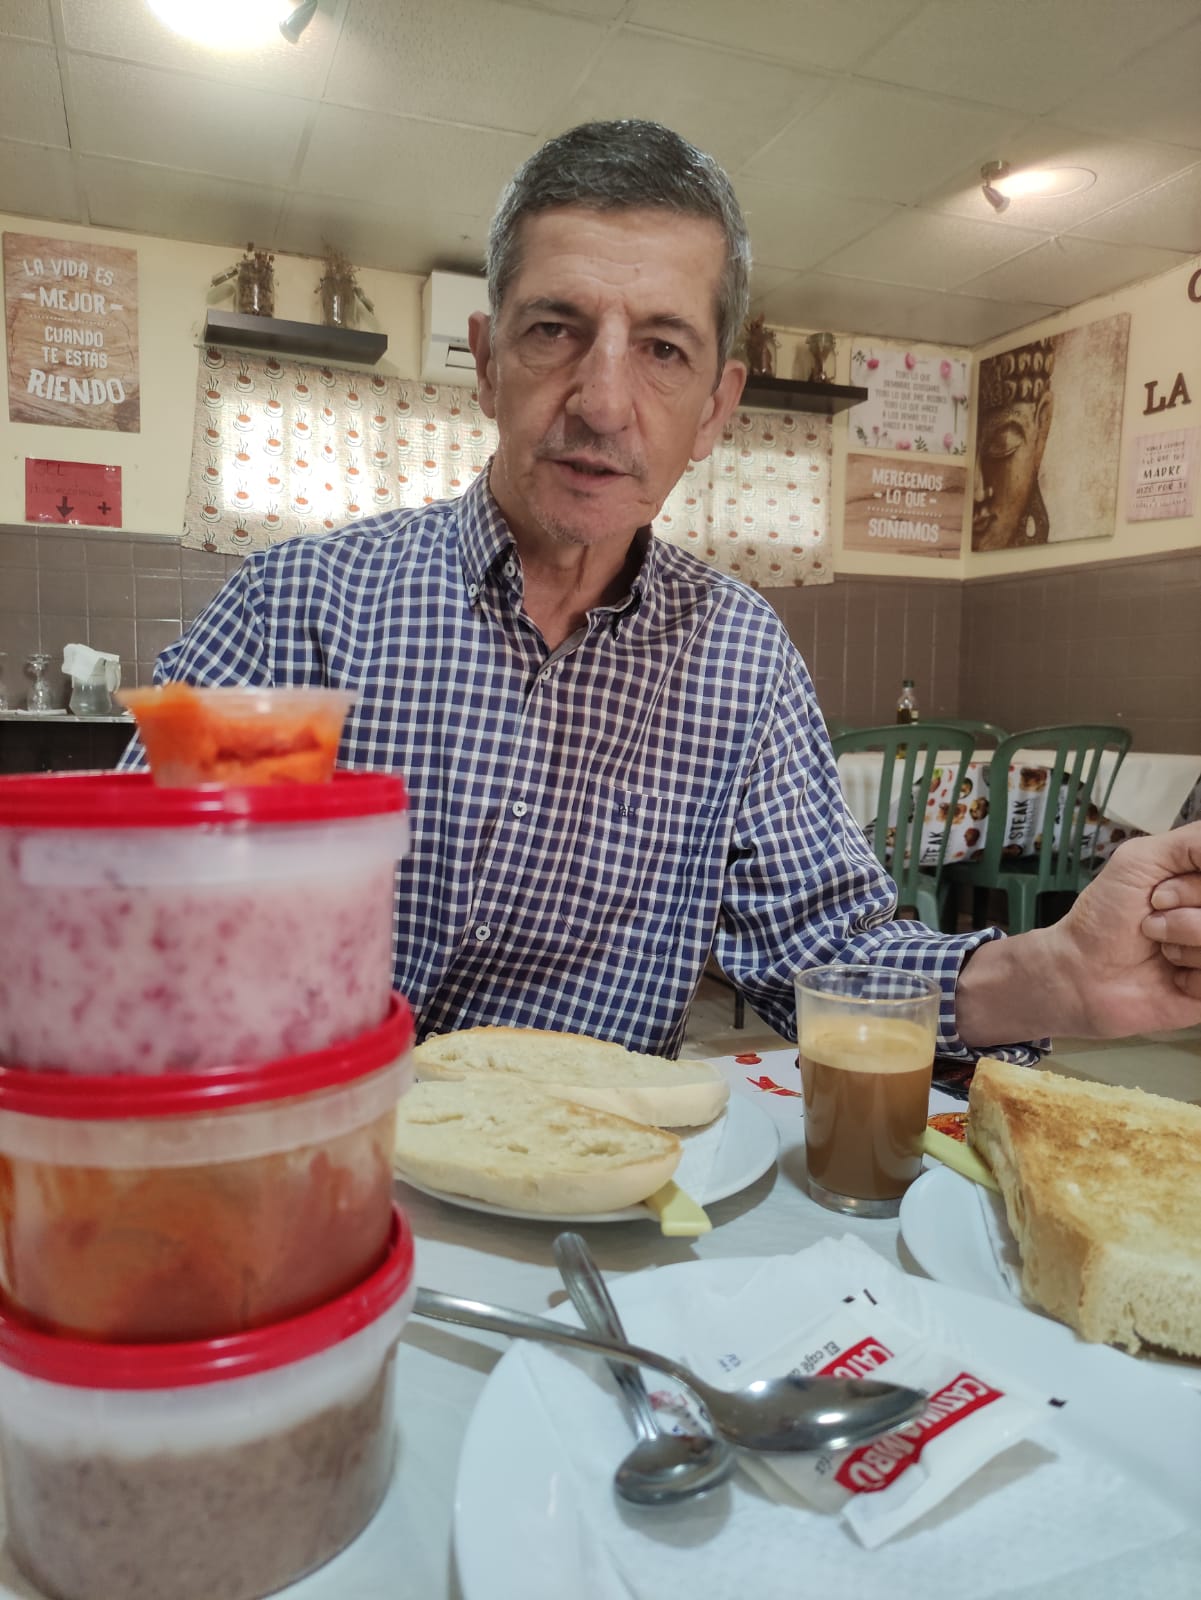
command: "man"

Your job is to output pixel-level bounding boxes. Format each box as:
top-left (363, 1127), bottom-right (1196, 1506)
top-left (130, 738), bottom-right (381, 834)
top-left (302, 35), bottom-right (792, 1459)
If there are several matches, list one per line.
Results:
top-left (124, 120), bottom-right (1201, 1059)
top-left (971, 339), bottom-right (1054, 550)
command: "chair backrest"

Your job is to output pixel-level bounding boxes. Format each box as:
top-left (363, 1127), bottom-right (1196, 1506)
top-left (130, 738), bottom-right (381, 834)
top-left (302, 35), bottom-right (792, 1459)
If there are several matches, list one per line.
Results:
top-left (831, 722), bottom-right (979, 910)
top-left (971, 724), bottom-right (1133, 892)
top-left (935, 719), bottom-right (1009, 748)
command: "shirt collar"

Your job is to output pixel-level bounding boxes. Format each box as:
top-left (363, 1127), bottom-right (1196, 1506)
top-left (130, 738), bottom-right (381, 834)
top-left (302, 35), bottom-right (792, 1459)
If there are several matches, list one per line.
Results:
top-left (457, 463), bottom-right (656, 623)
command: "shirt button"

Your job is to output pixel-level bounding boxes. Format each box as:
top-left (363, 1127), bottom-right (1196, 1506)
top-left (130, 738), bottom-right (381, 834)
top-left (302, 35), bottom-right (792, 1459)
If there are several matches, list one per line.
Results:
top-left (466, 582), bottom-right (479, 599)
top-left (503, 559), bottom-right (517, 578)
top-left (512, 800), bottom-right (528, 817)
top-left (474, 923), bottom-right (491, 942)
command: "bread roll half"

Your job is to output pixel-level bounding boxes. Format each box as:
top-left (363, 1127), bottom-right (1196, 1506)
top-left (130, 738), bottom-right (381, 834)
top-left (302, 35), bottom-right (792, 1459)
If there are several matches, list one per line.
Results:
top-left (412, 1026), bottom-right (729, 1128)
top-left (393, 1079), bottom-right (683, 1214)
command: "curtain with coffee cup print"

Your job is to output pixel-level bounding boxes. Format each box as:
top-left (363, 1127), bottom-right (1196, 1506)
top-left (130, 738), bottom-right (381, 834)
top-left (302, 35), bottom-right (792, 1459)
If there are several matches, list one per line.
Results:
top-left (182, 348), bottom-right (497, 553)
top-left (183, 350), bottom-right (833, 586)
top-left (656, 408), bottom-right (833, 587)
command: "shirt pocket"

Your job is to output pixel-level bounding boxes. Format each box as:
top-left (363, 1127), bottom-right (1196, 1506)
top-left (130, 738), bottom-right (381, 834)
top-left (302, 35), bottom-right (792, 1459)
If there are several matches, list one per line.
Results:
top-left (557, 784), bottom-right (715, 949)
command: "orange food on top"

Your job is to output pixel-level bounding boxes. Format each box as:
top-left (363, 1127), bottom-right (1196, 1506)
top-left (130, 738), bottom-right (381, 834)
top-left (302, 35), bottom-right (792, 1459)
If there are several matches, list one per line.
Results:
top-left (927, 1110), bottom-right (970, 1143)
top-left (122, 683), bottom-right (345, 785)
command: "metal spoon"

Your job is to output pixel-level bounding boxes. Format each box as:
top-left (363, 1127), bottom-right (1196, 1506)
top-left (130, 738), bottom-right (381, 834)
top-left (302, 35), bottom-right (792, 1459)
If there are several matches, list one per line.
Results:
top-left (413, 1286), bottom-right (927, 1453)
top-left (552, 1232), bottom-right (735, 1506)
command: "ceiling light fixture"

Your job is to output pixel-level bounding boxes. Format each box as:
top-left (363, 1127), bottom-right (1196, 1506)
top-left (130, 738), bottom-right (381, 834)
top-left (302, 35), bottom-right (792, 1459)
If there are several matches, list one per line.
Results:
top-left (147, 1), bottom-right (293, 49)
top-left (981, 160), bottom-right (1097, 213)
top-left (280, 1), bottom-right (319, 43)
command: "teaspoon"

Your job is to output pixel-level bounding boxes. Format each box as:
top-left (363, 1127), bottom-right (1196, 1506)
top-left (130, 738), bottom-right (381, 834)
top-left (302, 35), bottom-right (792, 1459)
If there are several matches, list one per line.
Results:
top-left (552, 1232), bottom-right (735, 1506)
top-left (413, 1286), bottom-right (926, 1453)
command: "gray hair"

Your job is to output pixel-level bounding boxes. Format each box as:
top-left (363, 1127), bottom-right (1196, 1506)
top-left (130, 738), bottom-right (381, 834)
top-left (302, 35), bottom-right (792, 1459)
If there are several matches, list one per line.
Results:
top-left (486, 119), bottom-right (751, 370)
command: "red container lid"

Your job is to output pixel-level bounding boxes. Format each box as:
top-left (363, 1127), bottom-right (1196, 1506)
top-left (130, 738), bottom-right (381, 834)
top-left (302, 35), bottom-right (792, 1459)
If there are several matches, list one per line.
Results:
top-left (0, 993), bottom-right (414, 1119)
top-left (0, 769), bottom-right (408, 830)
top-left (0, 1204), bottom-right (415, 1389)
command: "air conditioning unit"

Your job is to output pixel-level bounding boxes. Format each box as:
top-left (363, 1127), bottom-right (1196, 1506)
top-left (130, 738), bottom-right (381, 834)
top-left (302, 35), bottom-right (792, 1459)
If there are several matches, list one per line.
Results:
top-left (421, 270), bottom-right (488, 384)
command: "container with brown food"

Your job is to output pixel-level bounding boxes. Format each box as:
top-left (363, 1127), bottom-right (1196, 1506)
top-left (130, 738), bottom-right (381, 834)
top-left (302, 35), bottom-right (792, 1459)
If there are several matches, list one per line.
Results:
top-left (0, 1207), bottom-right (414, 1600)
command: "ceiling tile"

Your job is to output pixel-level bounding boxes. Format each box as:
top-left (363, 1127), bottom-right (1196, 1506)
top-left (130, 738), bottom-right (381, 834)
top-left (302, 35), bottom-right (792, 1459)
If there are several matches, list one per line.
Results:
top-left (79, 156), bottom-right (286, 249)
top-left (626, 0), bottom-right (925, 72)
top-left (551, 31), bottom-right (832, 172)
top-left (744, 82), bottom-right (1022, 204)
top-left (734, 176), bottom-right (897, 270)
top-left (277, 190), bottom-right (489, 277)
top-left (0, 1), bottom-right (53, 43)
top-left (757, 271), bottom-right (1057, 345)
top-left (746, 264), bottom-right (798, 307)
top-left (67, 57), bottom-right (312, 188)
top-left (857, 0), bottom-right (1201, 116)
top-left (1071, 164), bottom-right (1201, 253)
top-left (509, 0), bottom-right (626, 15)
top-left (819, 208), bottom-right (1050, 291)
top-left (298, 107), bottom-right (533, 216)
top-left (960, 234), bottom-right (1191, 306)
top-left (0, 39), bottom-right (67, 147)
top-left (924, 125), bottom-right (1200, 232)
top-left (1055, 19), bottom-right (1201, 151)
top-left (324, 0), bottom-right (604, 133)
top-left (0, 140), bottom-right (81, 224)
top-left (58, 0), bottom-right (338, 97)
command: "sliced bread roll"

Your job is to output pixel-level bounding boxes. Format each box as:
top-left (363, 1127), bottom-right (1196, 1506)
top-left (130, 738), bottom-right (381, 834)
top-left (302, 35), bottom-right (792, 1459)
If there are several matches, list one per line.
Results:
top-left (393, 1079), bottom-right (682, 1214)
top-left (412, 1026), bottom-right (729, 1128)
top-left (968, 1057), bottom-right (1201, 1357)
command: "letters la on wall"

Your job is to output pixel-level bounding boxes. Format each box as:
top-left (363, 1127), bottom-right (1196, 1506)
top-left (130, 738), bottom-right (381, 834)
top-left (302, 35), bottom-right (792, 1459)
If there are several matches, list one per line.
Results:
top-left (4, 231), bottom-right (140, 433)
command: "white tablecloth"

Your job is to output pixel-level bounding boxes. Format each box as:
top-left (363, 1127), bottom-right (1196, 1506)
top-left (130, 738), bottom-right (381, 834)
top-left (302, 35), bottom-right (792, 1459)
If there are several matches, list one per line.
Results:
top-left (838, 747), bottom-right (1201, 841)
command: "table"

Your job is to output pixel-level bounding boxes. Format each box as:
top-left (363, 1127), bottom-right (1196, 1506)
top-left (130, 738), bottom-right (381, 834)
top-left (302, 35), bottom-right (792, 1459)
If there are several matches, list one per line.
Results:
top-left (837, 747), bottom-right (1201, 872)
top-left (268, 1051), bottom-right (1195, 1600)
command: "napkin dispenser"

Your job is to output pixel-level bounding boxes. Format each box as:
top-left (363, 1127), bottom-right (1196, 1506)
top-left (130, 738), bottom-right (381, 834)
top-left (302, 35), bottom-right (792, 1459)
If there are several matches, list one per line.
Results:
top-left (62, 643), bottom-right (121, 718)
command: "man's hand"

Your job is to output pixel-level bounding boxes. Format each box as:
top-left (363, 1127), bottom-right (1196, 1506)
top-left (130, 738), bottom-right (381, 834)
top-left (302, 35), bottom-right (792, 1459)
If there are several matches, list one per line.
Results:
top-left (956, 821), bottom-right (1201, 1046)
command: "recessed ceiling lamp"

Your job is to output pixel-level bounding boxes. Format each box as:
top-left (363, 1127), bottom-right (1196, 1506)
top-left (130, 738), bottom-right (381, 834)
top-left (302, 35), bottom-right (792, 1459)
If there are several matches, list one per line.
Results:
top-left (980, 160), bottom-right (1097, 213)
top-left (147, 1), bottom-right (295, 49)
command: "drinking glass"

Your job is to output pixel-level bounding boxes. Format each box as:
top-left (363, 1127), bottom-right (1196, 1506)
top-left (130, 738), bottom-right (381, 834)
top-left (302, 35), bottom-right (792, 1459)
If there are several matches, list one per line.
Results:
top-left (25, 652), bottom-right (56, 713)
top-left (795, 965), bottom-right (940, 1218)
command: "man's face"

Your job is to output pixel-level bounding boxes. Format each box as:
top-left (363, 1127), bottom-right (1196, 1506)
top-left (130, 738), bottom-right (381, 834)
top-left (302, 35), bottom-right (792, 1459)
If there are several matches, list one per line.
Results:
top-left (469, 205), bottom-right (745, 553)
top-left (972, 392), bottom-right (1053, 550)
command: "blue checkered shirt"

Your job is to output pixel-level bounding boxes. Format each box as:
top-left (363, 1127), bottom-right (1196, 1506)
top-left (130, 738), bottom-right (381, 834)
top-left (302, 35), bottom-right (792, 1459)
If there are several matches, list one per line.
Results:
top-left (124, 471), bottom-right (1035, 1060)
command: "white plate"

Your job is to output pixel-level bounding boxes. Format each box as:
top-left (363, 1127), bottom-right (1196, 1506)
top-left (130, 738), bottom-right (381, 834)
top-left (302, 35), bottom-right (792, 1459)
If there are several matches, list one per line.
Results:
top-left (395, 1093), bottom-right (778, 1224)
top-left (453, 1256), bottom-right (1201, 1600)
top-left (901, 1164), bottom-right (1201, 1386)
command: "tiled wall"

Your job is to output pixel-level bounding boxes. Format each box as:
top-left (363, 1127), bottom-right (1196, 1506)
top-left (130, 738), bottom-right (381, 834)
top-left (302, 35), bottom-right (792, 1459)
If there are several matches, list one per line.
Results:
top-left (959, 548), bottom-right (1201, 754)
top-left (2, 525), bottom-right (1199, 755)
top-left (0, 525), bottom-right (241, 710)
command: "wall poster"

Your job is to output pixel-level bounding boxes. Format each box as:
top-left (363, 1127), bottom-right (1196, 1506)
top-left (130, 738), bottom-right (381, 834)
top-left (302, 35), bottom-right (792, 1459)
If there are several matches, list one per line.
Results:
top-left (4, 231), bottom-right (140, 432)
top-left (1126, 427), bottom-right (1199, 521)
top-left (25, 458), bottom-right (122, 527)
top-left (842, 452), bottom-right (966, 559)
top-left (972, 313), bottom-right (1130, 551)
top-left (849, 343), bottom-right (970, 455)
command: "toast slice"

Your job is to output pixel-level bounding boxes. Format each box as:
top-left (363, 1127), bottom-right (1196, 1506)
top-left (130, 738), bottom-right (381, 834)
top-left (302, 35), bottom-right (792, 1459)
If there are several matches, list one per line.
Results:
top-left (968, 1057), bottom-right (1201, 1357)
top-left (412, 1026), bottom-right (729, 1128)
top-left (393, 1079), bottom-right (682, 1215)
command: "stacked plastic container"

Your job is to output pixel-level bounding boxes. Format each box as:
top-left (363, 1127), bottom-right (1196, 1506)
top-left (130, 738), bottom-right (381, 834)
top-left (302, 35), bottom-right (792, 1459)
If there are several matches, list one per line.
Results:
top-left (0, 763), bottom-right (415, 1600)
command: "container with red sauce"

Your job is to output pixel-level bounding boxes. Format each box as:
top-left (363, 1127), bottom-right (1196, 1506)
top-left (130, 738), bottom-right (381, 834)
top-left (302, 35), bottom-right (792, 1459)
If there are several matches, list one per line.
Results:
top-left (0, 770), bottom-right (409, 1073)
top-left (0, 995), bottom-right (413, 1342)
top-left (0, 1205), bottom-right (415, 1600)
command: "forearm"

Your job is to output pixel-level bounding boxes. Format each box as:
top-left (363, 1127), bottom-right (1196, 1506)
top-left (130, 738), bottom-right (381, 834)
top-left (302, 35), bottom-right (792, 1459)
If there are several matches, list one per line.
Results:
top-left (955, 925), bottom-right (1088, 1046)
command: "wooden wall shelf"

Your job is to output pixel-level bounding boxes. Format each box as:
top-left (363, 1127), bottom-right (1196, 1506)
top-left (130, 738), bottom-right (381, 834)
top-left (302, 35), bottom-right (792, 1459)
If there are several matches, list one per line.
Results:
top-left (740, 375), bottom-right (868, 414)
top-left (202, 310), bottom-right (388, 366)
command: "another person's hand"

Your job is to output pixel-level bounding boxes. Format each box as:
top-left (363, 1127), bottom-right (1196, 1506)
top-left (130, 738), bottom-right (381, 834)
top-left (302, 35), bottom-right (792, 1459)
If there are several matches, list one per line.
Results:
top-left (1056, 821), bottom-right (1201, 1035)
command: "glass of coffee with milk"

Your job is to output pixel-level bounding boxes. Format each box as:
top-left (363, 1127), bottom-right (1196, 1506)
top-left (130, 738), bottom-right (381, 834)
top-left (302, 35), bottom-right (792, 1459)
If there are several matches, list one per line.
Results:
top-left (796, 965), bottom-right (939, 1217)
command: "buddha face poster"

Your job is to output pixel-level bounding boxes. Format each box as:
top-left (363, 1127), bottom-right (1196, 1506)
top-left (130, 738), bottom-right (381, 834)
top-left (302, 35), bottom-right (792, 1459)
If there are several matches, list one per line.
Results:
top-left (972, 313), bottom-right (1130, 551)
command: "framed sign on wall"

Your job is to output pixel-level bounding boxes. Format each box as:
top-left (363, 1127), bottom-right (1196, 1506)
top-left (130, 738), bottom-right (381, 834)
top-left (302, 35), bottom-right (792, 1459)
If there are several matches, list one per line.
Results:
top-left (4, 231), bottom-right (140, 433)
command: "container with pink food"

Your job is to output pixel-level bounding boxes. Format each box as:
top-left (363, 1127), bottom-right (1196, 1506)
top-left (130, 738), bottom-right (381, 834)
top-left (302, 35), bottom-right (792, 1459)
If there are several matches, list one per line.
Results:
top-left (0, 770), bottom-right (409, 1074)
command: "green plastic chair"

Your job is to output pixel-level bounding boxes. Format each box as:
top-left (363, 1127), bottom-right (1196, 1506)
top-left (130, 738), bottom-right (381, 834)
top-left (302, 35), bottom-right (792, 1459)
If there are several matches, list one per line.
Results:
top-left (934, 719), bottom-right (1009, 747)
top-left (832, 722), bottom-right (978, 930)
top-left (942, 724), bottom-right (1132, 934)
